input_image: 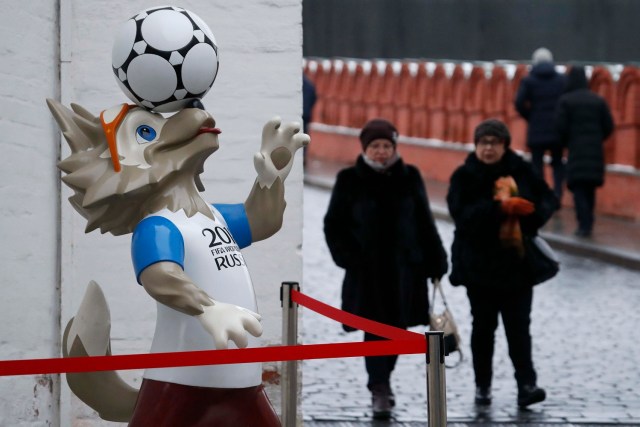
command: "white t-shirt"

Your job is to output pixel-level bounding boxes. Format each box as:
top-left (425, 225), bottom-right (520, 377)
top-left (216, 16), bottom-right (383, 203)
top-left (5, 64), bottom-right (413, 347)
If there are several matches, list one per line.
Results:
top-left (131, 205), bottom-right (261, 388)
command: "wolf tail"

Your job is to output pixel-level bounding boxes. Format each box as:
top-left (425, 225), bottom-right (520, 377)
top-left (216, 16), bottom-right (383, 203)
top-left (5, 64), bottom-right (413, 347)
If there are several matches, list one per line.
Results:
top-left (62, 281), bottom-right (139, 422)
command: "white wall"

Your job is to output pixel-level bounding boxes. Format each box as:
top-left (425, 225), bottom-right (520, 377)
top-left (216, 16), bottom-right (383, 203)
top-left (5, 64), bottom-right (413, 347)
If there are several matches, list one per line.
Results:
top-left (0, 1), bottom-right (61, 425)
top-left (0, 0), bottom-right (303, 425)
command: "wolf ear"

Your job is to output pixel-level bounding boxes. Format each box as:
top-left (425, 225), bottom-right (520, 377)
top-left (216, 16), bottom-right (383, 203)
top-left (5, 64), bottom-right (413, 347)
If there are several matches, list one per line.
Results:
top-left (71, 102), bottom-right (99, 122)
top-left (47, 99), bottom-right (103, 153)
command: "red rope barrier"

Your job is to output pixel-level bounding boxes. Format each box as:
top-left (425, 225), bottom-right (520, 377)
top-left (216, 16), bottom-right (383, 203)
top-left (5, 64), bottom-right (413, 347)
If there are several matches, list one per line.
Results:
top-left (0, 290), bottom-right (426, 377)
top-left (291, 289), bottom-right (422, 341)
top-left (0, 340), bottom-right (425, 376)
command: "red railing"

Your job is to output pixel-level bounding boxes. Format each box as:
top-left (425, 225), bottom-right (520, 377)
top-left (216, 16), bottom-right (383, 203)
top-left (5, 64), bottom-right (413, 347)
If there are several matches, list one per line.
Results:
top-left (305, 59), bottom-right (640, 169)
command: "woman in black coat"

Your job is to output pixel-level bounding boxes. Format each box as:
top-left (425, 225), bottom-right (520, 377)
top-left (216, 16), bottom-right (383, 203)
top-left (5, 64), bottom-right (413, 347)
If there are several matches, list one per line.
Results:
top-left (556, 66), bottom-right (614, 237)
top-left (447, 119), bottom-right (559, 408)
top-left (324, 119), bottom-right (447, 419)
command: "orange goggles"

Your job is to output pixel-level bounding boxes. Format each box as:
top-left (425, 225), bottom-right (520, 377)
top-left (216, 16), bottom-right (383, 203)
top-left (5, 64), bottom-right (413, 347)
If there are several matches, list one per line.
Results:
top-left (100, 104), bottom-right (135, 172)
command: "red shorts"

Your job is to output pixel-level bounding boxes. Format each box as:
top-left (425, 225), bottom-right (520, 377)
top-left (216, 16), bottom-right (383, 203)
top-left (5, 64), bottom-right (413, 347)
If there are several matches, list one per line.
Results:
top-left (129, 379), bottom-right (281, 427)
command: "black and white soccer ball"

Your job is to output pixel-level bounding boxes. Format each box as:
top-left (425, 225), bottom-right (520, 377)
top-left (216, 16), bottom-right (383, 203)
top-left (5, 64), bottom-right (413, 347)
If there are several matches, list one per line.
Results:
top-left (112, 6), bottom-right (219, 113)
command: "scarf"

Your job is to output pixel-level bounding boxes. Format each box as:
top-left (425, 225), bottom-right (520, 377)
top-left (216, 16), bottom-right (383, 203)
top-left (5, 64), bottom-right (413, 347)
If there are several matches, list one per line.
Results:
top-left (493, 176), bottom-right (524, 256)
top-left (362, 151), bottom-right (401, 172)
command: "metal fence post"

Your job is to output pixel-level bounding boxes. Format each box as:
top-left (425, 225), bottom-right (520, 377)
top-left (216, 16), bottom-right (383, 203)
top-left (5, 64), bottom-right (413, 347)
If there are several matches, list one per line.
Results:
top-left (425, 331), bottom-right (447, 427)
top-left (281, 282), bottom-right (300, 427)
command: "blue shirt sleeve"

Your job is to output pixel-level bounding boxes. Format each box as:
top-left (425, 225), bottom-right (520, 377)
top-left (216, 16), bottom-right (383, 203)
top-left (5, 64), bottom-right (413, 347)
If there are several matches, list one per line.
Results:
top-left (213, 203), bottom-right (252, 249)
top-left (131, 216), bottom-right (185, 285)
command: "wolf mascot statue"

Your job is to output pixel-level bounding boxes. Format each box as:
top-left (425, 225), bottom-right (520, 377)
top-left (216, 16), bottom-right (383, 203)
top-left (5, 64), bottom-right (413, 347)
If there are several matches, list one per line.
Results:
top-left (47, 99), bottom-right (308, 425)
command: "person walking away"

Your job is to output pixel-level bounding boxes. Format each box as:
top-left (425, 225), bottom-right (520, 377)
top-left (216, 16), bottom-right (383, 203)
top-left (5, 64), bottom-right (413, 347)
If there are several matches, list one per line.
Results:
top-left (302, 75), bottom-right (317, 165)
top-left (515, 47), bottom-right (567, 200)
top-left (555, 66), bottom-right (614, 237)
top-left (447, 119), bottom-right (559, 408)
top-left (303, 74), bottom-right (317, 135)
top-left (324, 118), bottom-right (448, 420)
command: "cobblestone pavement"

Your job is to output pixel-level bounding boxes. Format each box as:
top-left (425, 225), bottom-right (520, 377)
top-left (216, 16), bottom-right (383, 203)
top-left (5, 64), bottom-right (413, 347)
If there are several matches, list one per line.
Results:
top-left (301, 185), bottom-right (640, 426)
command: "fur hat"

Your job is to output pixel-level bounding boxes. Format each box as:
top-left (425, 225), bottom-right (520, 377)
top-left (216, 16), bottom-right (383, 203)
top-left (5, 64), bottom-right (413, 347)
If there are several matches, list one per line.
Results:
top-left (474, 119), bottom-right (511, 147)
top-left (532, 47), bottom-right (553, 65)
top-left (359, 119), bottom-right (398, 150)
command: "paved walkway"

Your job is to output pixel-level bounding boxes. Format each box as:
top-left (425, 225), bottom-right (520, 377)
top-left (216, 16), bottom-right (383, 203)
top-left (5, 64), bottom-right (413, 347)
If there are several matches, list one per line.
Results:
top-left (300, 159), bottom-right (640, 426)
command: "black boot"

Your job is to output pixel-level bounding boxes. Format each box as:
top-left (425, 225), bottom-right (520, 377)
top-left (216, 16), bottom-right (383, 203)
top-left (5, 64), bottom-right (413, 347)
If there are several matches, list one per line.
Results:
top-left (517, 384), bottom-right (546, 407)
top-left (474, 386), bottom-right (492, 405)
top-left (369, 383), bottom-right (393, 419)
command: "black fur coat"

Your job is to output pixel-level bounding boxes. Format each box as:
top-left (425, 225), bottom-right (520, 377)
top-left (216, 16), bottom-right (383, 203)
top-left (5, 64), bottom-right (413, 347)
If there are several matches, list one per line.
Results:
top-left (447, 150), bottom-right (559, 290)
top-left (324, 155), bottom-right (448, 331)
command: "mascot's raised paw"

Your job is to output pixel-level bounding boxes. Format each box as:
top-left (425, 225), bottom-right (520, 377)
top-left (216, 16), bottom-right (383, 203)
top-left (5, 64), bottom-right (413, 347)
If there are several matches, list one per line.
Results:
top-left (254, 116), bottom-right (310, 188)
top-left (197, 300), bottom-right (263, 349)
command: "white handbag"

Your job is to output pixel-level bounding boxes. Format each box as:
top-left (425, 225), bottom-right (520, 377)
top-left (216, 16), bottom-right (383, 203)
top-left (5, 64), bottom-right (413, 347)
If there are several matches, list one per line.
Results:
top-left (429, 278), bottom-right (463, 368)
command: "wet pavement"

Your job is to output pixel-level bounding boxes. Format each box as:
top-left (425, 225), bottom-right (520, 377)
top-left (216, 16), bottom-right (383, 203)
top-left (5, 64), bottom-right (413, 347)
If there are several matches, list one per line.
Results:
top-left (300, 161), bottom-right (640, 426)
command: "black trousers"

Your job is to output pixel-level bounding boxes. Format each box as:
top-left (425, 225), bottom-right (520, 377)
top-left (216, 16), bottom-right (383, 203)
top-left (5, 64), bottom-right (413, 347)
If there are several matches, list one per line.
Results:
top-left (530, 144), bottom-right (565, 200)
top-left (364, 332), bottom-right (399, 387)
top-left (571, 183), bottom-right (596, 232)
top-left (467, 286), bottom-right (537, 389)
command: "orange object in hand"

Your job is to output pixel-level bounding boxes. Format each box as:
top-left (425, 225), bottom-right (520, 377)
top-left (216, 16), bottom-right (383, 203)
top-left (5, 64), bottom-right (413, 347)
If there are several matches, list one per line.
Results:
top-left (501, 197), bottom-right (535, 216)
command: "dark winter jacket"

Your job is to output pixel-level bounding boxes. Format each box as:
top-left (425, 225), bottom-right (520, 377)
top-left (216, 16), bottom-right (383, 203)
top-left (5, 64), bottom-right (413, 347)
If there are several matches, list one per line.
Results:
top-left (515, 62), bottom-right (567, 148)
top-left (447, 150), bottom-right (559, 290)
top-left (324, 155), bottom-right (448, 331)
top-left (303, 76), bottom-right (317, 134)
top-left (556, 69), bottom-right (614, 189)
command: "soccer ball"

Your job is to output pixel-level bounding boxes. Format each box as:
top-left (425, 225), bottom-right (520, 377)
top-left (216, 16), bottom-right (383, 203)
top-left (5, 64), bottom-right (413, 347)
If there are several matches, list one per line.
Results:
top-left (111, 6), bottom-right (219, 113)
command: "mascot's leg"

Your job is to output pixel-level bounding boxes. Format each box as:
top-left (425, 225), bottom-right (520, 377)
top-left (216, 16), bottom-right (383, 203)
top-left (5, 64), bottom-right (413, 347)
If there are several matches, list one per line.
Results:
top-left (62, 281), bottom-right (138, 422)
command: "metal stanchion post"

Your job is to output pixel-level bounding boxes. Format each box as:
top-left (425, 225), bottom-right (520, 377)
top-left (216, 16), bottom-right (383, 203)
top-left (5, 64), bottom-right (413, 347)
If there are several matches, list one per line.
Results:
top-left (425, 331), bottom-right (447, 427)
top-left (281, 282), bottom-right (300, 427)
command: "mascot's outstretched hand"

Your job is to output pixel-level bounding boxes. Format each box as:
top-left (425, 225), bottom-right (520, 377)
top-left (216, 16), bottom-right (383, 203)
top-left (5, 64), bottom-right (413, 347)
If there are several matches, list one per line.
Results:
top-left (197, 300), bottom-right (263, 349)
top-left (138, 262), bottom-right (263, 349)
top-left (254, 117), bottom-right (310, 188)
